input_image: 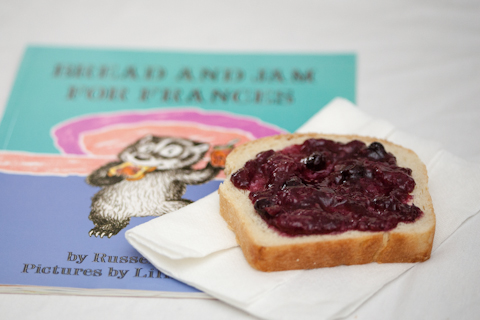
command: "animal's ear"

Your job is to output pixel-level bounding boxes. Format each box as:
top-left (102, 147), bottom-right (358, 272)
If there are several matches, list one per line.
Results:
top-left (139, 134), bottom-right (154, 144)
top-left (194, 142), bottom-right (210, 154)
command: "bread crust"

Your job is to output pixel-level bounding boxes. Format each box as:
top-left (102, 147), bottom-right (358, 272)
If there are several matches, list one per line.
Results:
top-left (218, 133), bottom-right (435, 271)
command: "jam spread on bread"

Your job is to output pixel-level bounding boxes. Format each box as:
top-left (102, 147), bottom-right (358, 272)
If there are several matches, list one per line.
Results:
top-left (231, 138), bottom-right (422, 235)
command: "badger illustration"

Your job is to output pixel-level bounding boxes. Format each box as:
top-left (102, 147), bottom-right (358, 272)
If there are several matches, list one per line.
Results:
top-left (86, 135), bottom-right (222, 238)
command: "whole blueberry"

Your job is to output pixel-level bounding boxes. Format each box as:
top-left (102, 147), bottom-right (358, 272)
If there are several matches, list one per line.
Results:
top-left (303, 152), bottom-right (326, 171)
top-left (367, 142), bottom-right (387, 161)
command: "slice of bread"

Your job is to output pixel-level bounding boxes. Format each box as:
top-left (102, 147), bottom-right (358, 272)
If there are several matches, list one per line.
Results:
top-left (218, 133), bottom-right (435, 271)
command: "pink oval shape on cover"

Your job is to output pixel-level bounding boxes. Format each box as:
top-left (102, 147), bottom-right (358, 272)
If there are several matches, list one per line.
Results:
top-left (52, 108), bottom-right (286, 155)
top-left (81, 123), bottom-right (252, 157)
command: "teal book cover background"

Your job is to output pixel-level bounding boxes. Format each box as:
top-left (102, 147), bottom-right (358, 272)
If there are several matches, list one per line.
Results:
top-left (0, 46), bottom-right (355, 294)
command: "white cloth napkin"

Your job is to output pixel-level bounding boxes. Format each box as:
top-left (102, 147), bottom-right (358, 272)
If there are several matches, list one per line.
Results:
top-left (125, 98), bottom-right (480, 320)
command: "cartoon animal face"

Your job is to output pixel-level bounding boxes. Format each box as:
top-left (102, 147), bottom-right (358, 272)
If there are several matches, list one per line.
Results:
top-left (119, 135), bottom-right (210, 170)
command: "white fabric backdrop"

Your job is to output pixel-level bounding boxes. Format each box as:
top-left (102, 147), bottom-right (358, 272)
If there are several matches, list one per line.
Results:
top-left (1, 1), bottom-right (479, 319)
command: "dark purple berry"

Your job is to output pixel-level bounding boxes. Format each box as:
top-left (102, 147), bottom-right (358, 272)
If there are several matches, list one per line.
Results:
top-left (303, 152), bottom-right (326, 171)
top-left (366, 142), bottom-right (387, 161)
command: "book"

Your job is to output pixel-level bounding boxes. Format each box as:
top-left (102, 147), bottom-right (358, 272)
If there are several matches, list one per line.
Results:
top-left (0, 46), bottom-right (356, 297)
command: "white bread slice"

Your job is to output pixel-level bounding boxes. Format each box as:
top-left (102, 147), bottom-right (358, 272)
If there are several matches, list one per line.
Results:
top-left (218, 133), bottom-right (435, 271)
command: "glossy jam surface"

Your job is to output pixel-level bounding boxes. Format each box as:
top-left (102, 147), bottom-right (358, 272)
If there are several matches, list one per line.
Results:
top-left (231, 138), bottom-right (422, 236)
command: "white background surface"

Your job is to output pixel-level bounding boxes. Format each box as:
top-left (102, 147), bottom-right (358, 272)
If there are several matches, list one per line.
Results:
top-left (1, 1), bottom-right (479, 319)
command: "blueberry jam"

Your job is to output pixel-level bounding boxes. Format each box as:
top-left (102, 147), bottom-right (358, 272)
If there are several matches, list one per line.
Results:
top-left (231, 139), bottom-right (422, 236)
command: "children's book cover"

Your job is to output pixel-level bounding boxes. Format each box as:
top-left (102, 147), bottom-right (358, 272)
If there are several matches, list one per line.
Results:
top-left (0, 46), bottom-right (355, 296)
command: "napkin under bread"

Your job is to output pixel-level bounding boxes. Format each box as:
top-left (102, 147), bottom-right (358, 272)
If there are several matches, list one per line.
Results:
top-left (126, 98), bottom-right (480, 320)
